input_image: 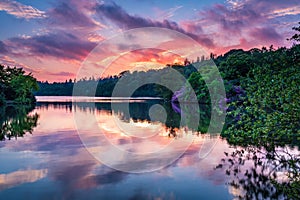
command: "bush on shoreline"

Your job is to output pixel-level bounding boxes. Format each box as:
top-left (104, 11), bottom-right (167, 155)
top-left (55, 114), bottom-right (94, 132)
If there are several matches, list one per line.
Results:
top-left (0, 65), bottom-right (39, 105)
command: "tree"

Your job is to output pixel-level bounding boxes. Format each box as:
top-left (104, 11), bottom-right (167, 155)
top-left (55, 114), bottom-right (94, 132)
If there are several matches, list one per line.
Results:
top-left (0, 65), bottom-right (39, 104)
top-left (288, 22), bottom-right (300, 42)
top-left (10, 74), bottom-right (39, 103)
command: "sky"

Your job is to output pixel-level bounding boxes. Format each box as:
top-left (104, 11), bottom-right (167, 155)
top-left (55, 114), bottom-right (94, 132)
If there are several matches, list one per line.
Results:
top-left (0, 0), bottom-right (299, 82)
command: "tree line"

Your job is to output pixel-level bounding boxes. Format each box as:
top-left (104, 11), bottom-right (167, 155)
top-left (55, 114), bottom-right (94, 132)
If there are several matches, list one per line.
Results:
top-left (35, 64), bottom-right (198, 98)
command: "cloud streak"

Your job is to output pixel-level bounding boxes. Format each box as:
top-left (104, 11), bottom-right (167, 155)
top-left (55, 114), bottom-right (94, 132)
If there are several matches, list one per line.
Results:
top-left (48, 71), bottom-right (75, 77)
top-left (0, 0), bottom-right (46, 19)
top-left (156, 5), bottom-right (183, 20)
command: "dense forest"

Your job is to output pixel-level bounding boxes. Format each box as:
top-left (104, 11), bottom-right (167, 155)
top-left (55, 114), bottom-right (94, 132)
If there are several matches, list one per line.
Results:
top-left (35, 63), bottom-right (198, 98)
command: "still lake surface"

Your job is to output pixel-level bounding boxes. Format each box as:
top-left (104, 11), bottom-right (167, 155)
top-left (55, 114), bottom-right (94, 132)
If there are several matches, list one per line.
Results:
top-left (0, 96), bottom-right (297, 199)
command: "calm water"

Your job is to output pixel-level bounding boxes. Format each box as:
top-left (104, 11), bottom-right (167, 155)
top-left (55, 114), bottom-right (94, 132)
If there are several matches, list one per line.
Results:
top-left (0, 97), bottom-right (297, 199)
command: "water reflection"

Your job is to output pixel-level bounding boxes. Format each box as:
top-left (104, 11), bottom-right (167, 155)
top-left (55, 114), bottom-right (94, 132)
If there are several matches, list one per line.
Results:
top-left (0, 169), bottom-right (48, 191)
top-left (36, 100), bottom-right (211, 133)
top-left (216, 144), bottom-right (300, 199)
top-left (0, 100), bottom-right (298, 199)
top-left (0, 105), bottom-right (39, 141)
top-left (0, 100), bottom-right (234, 199)
top-left (37, 101), bottom-right (216, 173)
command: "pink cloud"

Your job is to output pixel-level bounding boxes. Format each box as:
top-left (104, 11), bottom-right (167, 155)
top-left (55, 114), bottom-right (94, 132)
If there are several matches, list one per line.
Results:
top-left (0, 55), bottom-right (40, 74)
top-left (0, 0), bottom-right (46, 19)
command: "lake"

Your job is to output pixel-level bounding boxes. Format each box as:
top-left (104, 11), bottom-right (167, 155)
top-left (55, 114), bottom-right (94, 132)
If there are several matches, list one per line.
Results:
top-left (0, 96), bottom-right (298, 199)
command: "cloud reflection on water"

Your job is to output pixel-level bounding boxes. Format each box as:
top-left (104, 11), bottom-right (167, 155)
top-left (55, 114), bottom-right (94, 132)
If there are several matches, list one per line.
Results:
top-left (0, 101), bottom-right (235, 199)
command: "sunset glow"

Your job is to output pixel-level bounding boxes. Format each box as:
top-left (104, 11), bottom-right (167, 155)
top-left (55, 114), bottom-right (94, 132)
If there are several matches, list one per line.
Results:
top-left (0, 0), bottom-right (299, 82)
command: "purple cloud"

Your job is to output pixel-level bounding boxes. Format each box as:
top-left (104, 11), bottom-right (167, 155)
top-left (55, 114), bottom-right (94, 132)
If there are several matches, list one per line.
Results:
top-left (48, 71), bottom-right (75, 77)
top-left (7, 32), bottom-right (96, 60)
top-left (0, 0), bottom-right (105, 63)
top-left (96, 2), bottom-right (215, 48)
top-left (203, 0), bottom-right (300, 34)
top-left (249, 27), bottom-right (282, 43)
top-left (201, 3), bottom-right (262, 35)
top-left (46, 0), bottom-right (99, 30)
top-left (181, 21), bottom-right (203, 34)
top-left (0, 41), bottom-right (8, 53)
top-left (198, 0), bottom-right (300, 50)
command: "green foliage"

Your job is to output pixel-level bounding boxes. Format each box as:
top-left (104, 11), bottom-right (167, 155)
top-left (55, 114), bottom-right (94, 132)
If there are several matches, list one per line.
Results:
top-left (186, 64), bottom-right (226, 106)
top-left (217, 44), bottom-right (300, 198)
top-left (222, 45), bottom-right (300, 147)
top-left (187, 72), bottom-right (209, 103)
top-left (0, 65), bottom-right (39, 104)
top-left (218, 50), bottom-right (253, 80)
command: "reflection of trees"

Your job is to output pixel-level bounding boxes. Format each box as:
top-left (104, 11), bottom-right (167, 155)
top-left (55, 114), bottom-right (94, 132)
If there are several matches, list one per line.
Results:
top-left (154, 102), bottom-right (212, 133)
top-left (0, 105), bottom-right (39, 141)
top-left (216, 144), bottom-right (300, 199)
top-left (36, 101), bottom-right (213, 133)
top-left (168, 127), bottom-right (177, 138)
